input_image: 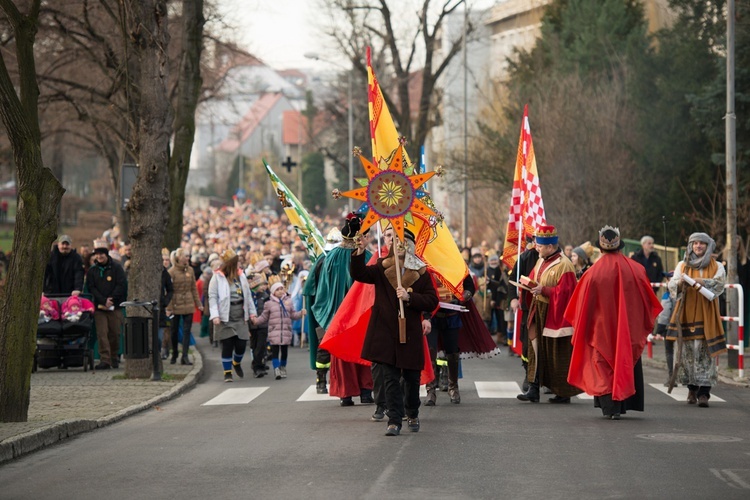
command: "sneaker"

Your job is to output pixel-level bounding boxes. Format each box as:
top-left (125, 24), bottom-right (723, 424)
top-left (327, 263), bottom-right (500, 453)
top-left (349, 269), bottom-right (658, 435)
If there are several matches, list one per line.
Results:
top-left (274, 367), bottom-right (282, 380)
top-left (371, 405), bottom-right (386, 421)
top-left (407, 417), bottom-right (420, 433)
top-left (224, 372), bottom-right (233, 383)
top-left (253, 370), bottom-right (265, 378)
top-left (279, 366), bottom-right (287, 378)
top-left (385, 424), bottom-right (400, 436)
top-left (233, 363), bottom-right (244, 378)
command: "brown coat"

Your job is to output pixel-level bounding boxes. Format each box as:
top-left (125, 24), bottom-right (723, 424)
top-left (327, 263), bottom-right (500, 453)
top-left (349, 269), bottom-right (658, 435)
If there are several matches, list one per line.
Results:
top-left (168, 264), bottom-right (200, 315)
top-left (350, 250), bottom-right (438, 371)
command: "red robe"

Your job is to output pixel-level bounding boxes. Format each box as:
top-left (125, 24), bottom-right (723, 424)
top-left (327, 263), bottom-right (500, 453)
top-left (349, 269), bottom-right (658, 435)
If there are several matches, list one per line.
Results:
top-left (320, 253), bottom-right (435, 385)
top-left (564, 252), bottom-right (662, 401)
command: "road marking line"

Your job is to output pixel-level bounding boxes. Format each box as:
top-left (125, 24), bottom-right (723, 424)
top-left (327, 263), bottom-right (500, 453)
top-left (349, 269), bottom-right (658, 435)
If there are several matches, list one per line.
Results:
top-left (296, 385), bottom-right (344, 402)
top-left (202, 387), bottom-right (268, 406)
top-left (474, 381), bottom-right (521, 398)
top-left (649, 383), bottom-right (725, 402)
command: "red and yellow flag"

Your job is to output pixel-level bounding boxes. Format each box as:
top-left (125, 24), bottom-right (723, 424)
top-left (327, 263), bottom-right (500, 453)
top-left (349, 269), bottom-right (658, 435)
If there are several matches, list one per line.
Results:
top-left (366, 47), bottom-right (468, 294)
top-left (501, 105), bottom-right (547, 270)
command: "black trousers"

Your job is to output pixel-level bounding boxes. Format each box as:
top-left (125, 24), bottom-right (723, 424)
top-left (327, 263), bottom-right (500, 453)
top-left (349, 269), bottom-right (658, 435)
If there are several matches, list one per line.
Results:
top-left (250, 328), bottom-right (268, 372)
top-left (372, 363), bottom-right (385, 406)
top-left (382, 363), bottom-right (420, 426)
top-left (172, 314), bottom-right (193, 357)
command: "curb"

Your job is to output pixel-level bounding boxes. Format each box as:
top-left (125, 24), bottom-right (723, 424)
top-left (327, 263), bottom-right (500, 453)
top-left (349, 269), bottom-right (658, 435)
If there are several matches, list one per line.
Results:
top-left (0, 347), bottom-right (204, 464)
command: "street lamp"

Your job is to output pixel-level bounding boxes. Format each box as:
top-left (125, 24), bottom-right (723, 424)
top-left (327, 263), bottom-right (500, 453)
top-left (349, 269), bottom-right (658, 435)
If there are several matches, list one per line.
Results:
top-left (304, 52), bottom-right (354, 213)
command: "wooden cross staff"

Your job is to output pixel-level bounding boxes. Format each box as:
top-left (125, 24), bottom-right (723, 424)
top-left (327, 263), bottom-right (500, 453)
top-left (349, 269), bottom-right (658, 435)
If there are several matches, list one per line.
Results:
top-left (393, 236), bottom-right (407, 344)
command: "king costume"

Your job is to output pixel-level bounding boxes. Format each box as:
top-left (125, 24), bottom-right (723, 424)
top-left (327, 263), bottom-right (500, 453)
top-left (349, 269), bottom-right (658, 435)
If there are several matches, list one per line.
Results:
top-left (564, 226), bottom-right (662, 419)
top-left (517, 225), bottom-right (580, 403)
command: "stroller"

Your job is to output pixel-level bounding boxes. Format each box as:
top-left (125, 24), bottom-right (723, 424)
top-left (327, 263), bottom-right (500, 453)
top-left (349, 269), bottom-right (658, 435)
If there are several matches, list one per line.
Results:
top-left (33, 293), bottom-right (95, 372)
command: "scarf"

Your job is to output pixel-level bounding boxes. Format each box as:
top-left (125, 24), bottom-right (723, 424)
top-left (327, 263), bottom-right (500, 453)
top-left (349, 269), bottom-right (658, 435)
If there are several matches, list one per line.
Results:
top-left (686, 232), bottom-right (716, 270)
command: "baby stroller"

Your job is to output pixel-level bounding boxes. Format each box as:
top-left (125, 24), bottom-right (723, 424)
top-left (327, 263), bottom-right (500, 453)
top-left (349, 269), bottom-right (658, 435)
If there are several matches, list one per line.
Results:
top-left (33, 293), bottom-right (95, 372)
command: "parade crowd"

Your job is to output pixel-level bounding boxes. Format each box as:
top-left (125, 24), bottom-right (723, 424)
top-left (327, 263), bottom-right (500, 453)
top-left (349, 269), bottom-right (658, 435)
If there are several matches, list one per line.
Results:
top-left (23, 198), bottom-right (749, 435)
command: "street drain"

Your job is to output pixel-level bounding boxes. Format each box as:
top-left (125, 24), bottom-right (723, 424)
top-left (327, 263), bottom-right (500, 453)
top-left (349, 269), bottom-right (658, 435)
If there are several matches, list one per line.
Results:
top-left (636, 433), bottom-right (742, 443)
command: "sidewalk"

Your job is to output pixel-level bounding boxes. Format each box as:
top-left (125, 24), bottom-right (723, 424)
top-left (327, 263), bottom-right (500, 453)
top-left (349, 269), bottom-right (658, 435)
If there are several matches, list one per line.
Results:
top-left (641, 337), bottom-right (749, 387)
top-left (0, 348), bottom-right (203, 464)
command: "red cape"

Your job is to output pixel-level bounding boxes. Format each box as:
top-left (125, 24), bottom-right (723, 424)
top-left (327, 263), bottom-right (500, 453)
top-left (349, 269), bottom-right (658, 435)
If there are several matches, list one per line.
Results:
top-left (320, 254), bottom-right (434, 385)
top-left (564, 252), bottom-right (662, 400)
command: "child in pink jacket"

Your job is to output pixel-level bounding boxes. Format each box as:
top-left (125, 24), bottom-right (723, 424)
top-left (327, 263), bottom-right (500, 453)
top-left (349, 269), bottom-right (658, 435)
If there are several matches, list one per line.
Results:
top-left (253, 282), bottom-right (304, 379)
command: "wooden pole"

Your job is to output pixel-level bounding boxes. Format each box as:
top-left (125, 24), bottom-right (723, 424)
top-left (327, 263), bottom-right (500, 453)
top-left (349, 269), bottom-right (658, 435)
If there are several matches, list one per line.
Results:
top-left (393, 236), bottom-right (406, 343)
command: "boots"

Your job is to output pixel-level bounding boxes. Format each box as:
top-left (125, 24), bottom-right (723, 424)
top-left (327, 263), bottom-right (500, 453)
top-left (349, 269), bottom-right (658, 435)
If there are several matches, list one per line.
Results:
top-left (438, 362), bottom-right (449, 392)
top-left (517, 382), bottom-right (540, 403)
top-left (447, 353), bottom-right (461, 404)
top-left (425, 380), bottom-right (437, 406)
top-left (316, 368), bottom-right (328, 394)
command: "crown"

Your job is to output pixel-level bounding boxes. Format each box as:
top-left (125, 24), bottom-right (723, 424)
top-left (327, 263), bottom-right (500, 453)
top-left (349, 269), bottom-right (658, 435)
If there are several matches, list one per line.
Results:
top-left (248, 252), bottom-right (264, 266)
top-left (534, 225), bottom-right (558, 245)
top-left (267, 275), bottom-right (282, 286)
top-left (221, 248), bottom-right (237, 262)
top-left (598, 225), bottom-right (621, 251)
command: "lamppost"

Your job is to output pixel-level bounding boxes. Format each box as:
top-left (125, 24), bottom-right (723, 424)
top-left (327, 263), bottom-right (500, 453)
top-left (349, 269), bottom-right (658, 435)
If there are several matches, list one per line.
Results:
top-left (304, 52), bottom-right (354, 213)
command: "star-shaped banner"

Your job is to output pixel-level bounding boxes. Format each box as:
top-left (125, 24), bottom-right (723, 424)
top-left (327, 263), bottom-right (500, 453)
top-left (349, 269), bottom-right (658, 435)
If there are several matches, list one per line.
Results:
top-left (341, 143), bottom-right (436, 241)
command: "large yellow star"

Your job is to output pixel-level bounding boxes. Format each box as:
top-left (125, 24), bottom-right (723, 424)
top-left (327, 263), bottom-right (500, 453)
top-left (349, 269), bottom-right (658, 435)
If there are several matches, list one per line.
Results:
top-left (340, 143), bottom-right (436, 242)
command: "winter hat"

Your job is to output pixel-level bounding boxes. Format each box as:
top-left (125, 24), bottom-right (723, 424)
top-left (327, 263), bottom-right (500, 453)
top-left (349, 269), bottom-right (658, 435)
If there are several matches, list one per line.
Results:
top-left (572, 247), bottom-right (588, 263)
top-left (270, 282), bottom-right (285, 294)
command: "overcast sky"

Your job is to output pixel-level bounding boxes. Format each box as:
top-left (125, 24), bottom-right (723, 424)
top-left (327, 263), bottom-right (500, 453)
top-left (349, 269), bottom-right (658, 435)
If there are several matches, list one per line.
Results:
top-left (215, 0), bottom-right (498, 70)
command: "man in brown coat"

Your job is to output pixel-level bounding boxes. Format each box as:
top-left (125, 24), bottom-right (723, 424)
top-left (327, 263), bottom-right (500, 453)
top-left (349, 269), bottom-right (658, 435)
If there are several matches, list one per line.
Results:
top-left (350, 229), bottom-right (438, 436)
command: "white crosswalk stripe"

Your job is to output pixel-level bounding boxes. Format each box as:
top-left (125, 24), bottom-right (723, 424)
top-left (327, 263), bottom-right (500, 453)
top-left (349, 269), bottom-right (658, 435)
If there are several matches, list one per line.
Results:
top-left (649, 383), bottom-right (725, 402)
top-left (296, 385), bottom-right (342, 402)
top-left (474, 381), bottom-right (522, 398)
top-left (202, 387), bottom-right (269, 406)
top-left (201, 381), bottom-right (726, 405)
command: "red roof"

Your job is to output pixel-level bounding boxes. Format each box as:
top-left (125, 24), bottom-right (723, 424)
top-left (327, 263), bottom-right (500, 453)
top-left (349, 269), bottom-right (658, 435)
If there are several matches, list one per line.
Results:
top-left (282, 110), bottom-right (307, 146)
top-left (218, 93), bottom-right (283, 152)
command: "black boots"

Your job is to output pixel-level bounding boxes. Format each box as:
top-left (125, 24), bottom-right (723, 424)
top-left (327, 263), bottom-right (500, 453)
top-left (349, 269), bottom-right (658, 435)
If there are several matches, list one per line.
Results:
top-left (316, 368), bottom-right (328, 394)
top-left (517, 382), bottom-right (540, 403)
top-left (447, 353), bottom-right (461, 404)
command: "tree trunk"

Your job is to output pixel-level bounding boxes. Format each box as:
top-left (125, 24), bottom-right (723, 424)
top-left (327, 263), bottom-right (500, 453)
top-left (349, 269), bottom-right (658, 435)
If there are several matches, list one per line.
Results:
top-left (0, 0), bottom-right (65, 422)
top-left (122, 0), bottom-right (173, 379)
top-left (165, 0), bottom-right (205, 250)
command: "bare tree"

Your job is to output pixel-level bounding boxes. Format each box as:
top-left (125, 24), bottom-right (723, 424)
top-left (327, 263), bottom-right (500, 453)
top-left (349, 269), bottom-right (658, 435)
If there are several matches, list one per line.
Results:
top-left (118, 0), bottom-right (173, 378)
top-left (0, 0), bottom-right (65, 421)
top-left (166, 0), bottom-right (204, 249)
top-left (320, 0), bottom-right (471, 159)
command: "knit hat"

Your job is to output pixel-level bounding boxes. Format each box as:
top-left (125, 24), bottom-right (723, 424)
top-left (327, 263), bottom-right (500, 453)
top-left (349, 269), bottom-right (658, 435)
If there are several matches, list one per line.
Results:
top-left (572, 247), bottom-right (588, 263)
top-left (254, 259), bottom-right (270, 273)
top-left (270, 281), bottom-right (285, 294)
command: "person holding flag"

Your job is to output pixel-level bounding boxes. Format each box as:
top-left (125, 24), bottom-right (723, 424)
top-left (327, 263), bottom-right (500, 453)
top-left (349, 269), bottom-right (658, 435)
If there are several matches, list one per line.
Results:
top-left (350, 228), bottom-right (438, 436)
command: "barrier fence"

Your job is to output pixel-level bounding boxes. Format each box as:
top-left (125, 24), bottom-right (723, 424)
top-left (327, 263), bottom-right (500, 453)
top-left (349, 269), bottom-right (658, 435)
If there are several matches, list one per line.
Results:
top-left (647, 282), bottom-right (745, 379)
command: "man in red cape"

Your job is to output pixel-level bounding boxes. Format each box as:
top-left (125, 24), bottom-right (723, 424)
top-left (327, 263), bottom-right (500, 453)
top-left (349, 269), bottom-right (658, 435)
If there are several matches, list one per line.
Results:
top-left (564, 226), bottom-right (662, 419)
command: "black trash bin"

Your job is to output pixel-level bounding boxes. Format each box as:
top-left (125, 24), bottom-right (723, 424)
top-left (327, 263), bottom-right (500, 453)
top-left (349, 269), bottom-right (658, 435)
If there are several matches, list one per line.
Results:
top-left (124, 316), bottom-right (150, 359)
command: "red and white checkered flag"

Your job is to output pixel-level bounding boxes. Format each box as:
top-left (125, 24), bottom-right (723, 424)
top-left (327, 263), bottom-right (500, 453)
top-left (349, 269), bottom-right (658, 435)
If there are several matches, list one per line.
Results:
top-left (502, 105), bottom-right (547, 269)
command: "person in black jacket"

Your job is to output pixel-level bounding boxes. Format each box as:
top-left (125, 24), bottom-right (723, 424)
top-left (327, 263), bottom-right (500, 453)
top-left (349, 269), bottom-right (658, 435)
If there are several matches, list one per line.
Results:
top-left (159, 266), bottom-right (174, 359)
top-left (631, 235), bottom-right (664, 294)
top-left (249, 274), bottom-right (270, 378)
top-left (86, 240), bottom-right (127, 370)
top-left (508, 239), bottom-right (539, 389)
top-left (44, 235), bottom-right (84, 296)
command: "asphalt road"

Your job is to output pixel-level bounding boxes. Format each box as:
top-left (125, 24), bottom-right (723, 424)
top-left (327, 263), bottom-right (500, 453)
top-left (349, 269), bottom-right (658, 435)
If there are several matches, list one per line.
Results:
top-left (1, 340), bottom-right (749, 499)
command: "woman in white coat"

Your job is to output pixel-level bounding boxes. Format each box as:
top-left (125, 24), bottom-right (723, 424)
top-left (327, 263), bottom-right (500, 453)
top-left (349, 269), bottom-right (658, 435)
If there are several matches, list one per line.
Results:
top-left (209, 248), bottom-right (257, 382)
